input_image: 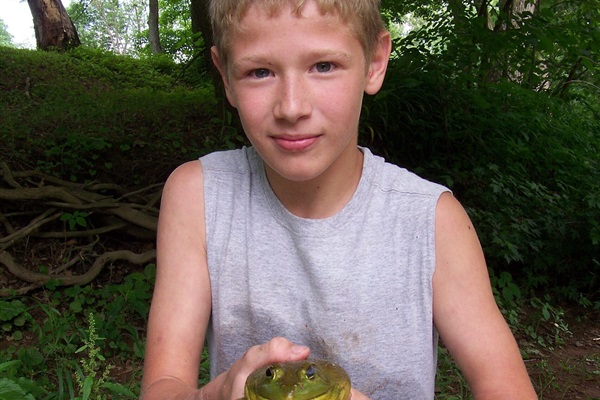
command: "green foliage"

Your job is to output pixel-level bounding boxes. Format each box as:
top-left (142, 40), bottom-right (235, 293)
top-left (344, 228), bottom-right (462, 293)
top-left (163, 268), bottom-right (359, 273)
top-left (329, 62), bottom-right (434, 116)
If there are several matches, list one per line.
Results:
top-left (489, 271), bottom-right (571, 356)
top-left (73, 313), bottom-right (136, 400)
top-left (67, 0), bottom-right (198, 61)
top-left (361, 0), bottom-right (600, 300)
top-left (0, 46), bottom-right (218, 184)
top-left (0, 19), bottom-right (13, 47)
top-left (0, 373), bottom-right (42, 400)
top-left (75, 313), bottom-right (111, 400)
top-left (524, 296), bottom-right (571, 351)
top-left (436, 346), bottom-right (471, 400)
top-left (0, 264), bottom-right (156, 398)
top-left (68, 0), bottom-right (148, 56)
top-left (153, 0), bottom-right (197, 62)
top-left (0, 300), bottom-right (32, 342)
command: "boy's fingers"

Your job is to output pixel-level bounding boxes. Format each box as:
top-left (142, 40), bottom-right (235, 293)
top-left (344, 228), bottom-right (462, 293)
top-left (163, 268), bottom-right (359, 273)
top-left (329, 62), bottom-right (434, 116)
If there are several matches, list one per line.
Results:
top-left (222, 337), bottom-right (310, 399)
top-left (242, 336), bottom-right (310, 374)
top-left (350, 387), bottom-right (371, 400)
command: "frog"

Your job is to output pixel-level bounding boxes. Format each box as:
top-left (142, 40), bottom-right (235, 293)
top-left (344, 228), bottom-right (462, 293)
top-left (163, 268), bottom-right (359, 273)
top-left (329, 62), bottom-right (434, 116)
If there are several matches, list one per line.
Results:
top-left (244, 359), bottom-right (351, 400)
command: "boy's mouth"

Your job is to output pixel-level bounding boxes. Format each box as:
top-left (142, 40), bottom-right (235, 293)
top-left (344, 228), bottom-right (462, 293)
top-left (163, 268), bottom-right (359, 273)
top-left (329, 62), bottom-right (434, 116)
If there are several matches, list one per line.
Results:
top-left (272, 134), bottom-right (321, 152)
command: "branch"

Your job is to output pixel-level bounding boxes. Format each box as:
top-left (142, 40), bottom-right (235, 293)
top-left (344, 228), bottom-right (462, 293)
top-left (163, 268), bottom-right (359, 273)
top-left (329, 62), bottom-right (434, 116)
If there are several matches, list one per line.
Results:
top-left (0, 209), bottom-right (62, 250)
top-left (0, 186), bottom-right (84, 204)
top-left (33, 221), bottom-right (128, 239)
top-left (0, 163), bottom-right (22, 189)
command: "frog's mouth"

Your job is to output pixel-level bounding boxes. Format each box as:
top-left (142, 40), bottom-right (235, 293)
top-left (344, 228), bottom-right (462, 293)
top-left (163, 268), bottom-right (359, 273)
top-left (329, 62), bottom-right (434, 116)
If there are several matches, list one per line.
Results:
top-left (245, 360), bottom-right (351, 400)
top-left (250, 383), bottom-right (349, 400)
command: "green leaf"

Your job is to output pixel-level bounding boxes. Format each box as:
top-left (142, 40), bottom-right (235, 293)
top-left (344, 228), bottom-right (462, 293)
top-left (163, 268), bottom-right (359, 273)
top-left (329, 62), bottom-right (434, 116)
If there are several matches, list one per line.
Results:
top-left (43, 279), bottom-right (61, 290)
top-left (17, 348), bottom-right (44, 367)
top-left (0, 300), bottom-right (26, 321)
top-left (75, 216), bottom-right (87, 228)
top-left (75, 344), bottom-right (88, 354)
top-left (60, 213), bottom-right (73, 222)
top-left (499, 271), bottom-right (512, 287)
top-left (101, 382), bottom-right (137, 398)
top-left (12, 377), bottom-right (48, 398)
top-left (542, 307), bottom-right (551, 321)
top-left (0, 361), bottom-right (21, 373)
top-left (82, 375), bottom-right (94, 400)
top-left (70, 300), bottom-right (83, 313)
top-left (0, 378), bottom-right (35, 400)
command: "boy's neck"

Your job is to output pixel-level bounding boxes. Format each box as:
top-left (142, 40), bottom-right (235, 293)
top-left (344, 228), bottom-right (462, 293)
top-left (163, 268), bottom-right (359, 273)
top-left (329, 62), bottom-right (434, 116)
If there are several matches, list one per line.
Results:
top-left (264, 147), bottom-right (364, 219)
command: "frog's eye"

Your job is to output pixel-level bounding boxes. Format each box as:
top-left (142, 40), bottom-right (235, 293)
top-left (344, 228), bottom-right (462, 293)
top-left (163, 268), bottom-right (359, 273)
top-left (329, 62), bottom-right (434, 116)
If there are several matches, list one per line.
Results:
top-left (305, 364), bottom-right (316, 380)
top-left (265, 366), bottom-right (275, 379)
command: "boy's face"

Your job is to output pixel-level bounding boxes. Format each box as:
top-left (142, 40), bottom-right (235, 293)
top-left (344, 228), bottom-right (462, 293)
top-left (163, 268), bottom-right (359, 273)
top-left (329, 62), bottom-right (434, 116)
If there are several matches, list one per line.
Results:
top-left (213, 0), bottom-right (390, 184)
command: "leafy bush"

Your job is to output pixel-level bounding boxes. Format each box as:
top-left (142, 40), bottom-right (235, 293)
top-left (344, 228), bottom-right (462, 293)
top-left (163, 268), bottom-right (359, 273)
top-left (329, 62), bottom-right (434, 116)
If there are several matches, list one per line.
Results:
top-left (67, 47), bottom-right (181, 90)
top-left (0, 46), bottom-right (218, 184)
top-left (360, 8), bottom-right (600, 300)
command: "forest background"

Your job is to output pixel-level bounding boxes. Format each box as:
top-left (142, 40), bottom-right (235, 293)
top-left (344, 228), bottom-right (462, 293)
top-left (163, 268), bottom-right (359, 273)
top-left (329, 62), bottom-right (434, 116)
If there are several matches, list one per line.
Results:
top-left (0, 0), bottom-right (599, 399)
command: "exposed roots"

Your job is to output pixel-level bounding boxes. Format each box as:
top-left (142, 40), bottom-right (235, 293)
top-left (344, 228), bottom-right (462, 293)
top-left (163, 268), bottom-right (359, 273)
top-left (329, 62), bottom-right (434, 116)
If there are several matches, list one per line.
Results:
top-left (0, 163), bottom-right (160, 295)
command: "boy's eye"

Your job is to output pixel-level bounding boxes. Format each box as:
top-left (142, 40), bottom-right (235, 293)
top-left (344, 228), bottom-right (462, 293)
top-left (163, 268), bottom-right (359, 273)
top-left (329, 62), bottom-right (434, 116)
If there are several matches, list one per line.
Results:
top-left (314, 62), bottom-right (333, 73)
top-left (251, 68), bottom-right (271, 79)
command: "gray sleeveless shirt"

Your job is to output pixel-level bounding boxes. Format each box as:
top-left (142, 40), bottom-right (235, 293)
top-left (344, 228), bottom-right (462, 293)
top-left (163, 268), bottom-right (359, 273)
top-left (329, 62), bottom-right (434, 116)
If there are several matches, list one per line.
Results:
top-left (201, 147), bottom-right (448, 399)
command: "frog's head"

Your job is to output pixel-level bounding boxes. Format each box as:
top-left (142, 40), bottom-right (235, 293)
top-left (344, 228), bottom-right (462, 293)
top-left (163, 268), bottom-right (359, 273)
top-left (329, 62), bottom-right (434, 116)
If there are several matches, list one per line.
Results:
top-left (244, 360), bottom-right (351, 400)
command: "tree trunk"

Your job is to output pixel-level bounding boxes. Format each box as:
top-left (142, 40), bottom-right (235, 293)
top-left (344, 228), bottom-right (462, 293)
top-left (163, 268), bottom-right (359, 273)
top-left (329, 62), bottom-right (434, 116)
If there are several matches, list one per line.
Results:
top-left (495, 0), bottom-right (539, 30)
top-left (148, 0), bottom-right (162, 53)
top-left (27, 0), bottom-right (80, 50)
top-left (511, 0), bottom-right (539, 16)
top-left (474, 0), bottom-right (494, 30)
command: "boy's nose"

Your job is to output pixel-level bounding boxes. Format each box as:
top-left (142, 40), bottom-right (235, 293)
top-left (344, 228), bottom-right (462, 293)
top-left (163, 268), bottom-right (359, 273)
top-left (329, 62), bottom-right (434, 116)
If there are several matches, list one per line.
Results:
top-left (273, 76), bottom-right (312, 123)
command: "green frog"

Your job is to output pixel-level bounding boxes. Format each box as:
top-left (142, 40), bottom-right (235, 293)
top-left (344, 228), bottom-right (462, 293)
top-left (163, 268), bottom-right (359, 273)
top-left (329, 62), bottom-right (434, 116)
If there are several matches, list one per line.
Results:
top-left (244, 360), bottom-right (351, 400)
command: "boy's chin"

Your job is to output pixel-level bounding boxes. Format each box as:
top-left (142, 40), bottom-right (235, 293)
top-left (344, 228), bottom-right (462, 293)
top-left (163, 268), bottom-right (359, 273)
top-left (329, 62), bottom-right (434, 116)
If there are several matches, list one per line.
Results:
top-left (264, 162), bottom-right (326, 184)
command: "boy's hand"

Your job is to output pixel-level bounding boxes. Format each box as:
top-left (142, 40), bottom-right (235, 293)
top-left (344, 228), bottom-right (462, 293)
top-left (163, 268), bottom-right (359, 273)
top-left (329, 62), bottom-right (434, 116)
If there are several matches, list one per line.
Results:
top-left (350, 387), bottom-right (371, 400)
top-left (213, 337), bottom-right (310, 400)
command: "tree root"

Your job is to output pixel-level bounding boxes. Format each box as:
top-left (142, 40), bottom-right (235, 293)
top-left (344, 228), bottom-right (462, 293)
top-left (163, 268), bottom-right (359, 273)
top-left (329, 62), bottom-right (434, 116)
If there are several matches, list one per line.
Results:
top-left (0, 249), bottom-right (156, 296)
top-left (0, 163), bottom-right (160, 294)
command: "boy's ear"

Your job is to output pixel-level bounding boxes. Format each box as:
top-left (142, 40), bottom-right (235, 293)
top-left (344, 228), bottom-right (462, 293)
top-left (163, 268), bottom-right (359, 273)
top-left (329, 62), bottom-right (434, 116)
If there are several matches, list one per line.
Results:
top-left (365, 32), bottom-right (392, 95)
top-left (211, 46), bottom-right (238, 108)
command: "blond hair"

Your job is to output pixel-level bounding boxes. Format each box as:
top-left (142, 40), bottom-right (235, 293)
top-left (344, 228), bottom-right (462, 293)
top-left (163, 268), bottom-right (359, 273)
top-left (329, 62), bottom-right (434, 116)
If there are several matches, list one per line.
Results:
top-left (209, 0), bottom-right (386, 66)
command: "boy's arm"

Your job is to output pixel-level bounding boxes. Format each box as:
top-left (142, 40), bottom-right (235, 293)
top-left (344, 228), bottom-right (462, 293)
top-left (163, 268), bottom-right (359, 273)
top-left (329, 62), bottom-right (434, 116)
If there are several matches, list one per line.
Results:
top-left (432, 192), bottom-right (538, 400)
top-left (141, 160), bottom-right (210, 400)
top-left (140, 161), bottom-right (311, 400)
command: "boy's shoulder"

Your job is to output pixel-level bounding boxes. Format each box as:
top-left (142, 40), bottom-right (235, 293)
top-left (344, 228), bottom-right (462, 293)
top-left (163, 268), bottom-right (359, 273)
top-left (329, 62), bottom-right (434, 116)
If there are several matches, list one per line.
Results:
top-left (200, 147), bottom-right (257, 175)
top-left (365, 148), bottom-right (449, 198)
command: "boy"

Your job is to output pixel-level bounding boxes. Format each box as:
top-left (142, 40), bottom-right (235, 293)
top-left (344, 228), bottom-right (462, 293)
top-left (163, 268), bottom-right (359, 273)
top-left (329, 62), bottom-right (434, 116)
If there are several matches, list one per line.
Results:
top-left (141, 0), bottom-right (538, 398)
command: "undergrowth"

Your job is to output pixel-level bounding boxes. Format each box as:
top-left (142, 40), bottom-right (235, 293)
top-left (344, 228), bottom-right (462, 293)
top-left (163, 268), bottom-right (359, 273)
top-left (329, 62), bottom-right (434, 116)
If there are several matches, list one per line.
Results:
top-left (0, 46), bottom-right (234, 186)
top-left (0, 265), bottom-right (155, 399)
